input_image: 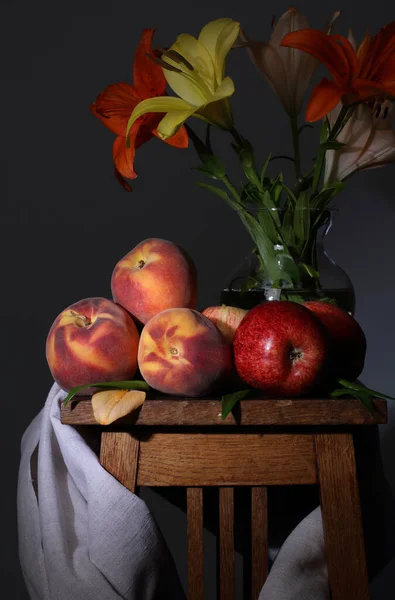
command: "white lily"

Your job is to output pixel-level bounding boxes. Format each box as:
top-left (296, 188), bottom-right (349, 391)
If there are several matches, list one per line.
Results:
top-left (126, 18), bottom-right (240, 141)
top-left (240, 8), bottom-right (340, 117)
top-left (324, 100), bottom-right (395, 183)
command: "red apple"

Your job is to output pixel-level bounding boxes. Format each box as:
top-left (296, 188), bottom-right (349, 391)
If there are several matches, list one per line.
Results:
top-left (233, 301), bottom-right (328, 397)
top-left (201, 305), bottom-right (248, 343)
top-left (304, 301), bottom-right (366, 381)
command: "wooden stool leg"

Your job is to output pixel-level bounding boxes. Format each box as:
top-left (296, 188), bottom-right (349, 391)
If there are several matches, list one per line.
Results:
top-left (251, 487), bottom-right (268, 600)
top-left (187, 487), bottom-right (204, 600)
top-left (219, 487), bottom-right (234, 600)
top-left (100, 431), bottom-right (140, 493)
top-left (315, 433), bottom-right (370, 600)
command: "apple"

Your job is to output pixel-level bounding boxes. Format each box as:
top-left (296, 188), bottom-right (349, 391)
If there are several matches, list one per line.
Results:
top-left (111, 238), bottom-right (197, 324)
top-left (233, 301), bottom-right (328, 397)
top-left (304, 301), bottom-right (367, 381)
top-left (201, 305), bottom-right (248, 343)
top-left (46, 297), bottom-right (139, 394)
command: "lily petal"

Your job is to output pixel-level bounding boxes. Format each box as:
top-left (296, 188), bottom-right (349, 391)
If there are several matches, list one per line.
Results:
top-left (113, 131), bottom-right (138, 180)
top-left (164, 33), bottom-right (215, 99)
top-left (91, 83), bottom-right (141, 136)
top-left (158, 125), bottom-right (189, 148)
top-left (126, 96), bottom-right (192, 141)
top-left (157, 106), bottom-right (197, 139)
top-left (306, 77), bottom-right (343, 122)
top-left (352, 78), bottom-right (395, 101)
top-left (197, 76), bottom-right (235, 129)
top-left (133, 28), bottom-right (167, 97)
top-left (325, 102), bottom-right (395, 182)
top-left (240, 33), bottom-right (291, 113)
top-left (270, 8), bottom-right (309, 48)
top-left (281, 29), bottom-right (351, 89)
top-left (198, 18), bottom-right (240, 82)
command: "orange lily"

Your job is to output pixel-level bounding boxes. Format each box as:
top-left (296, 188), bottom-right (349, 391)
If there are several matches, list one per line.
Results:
top-left (281, 21), bottom-right (395, 122)
top-left (91, 29), bottom-right (188, 191)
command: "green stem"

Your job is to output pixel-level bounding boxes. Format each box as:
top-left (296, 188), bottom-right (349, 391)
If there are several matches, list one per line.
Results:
top-left (290, 115), bottom-right (301, 180)
top-left (311, 105), bottom-right (350, 195)
top-left (230, 127), bottom-right (245, 148)
top-left (221, 175), bottom-right (241, 203)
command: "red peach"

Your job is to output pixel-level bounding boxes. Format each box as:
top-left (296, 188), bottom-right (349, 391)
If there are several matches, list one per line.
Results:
top-left (111, 238), bottom-right (197, 324)
top-left (138, 308), bottom-right (232, 396)
top-left (202, 305), bottom-right (248, 343)
top-left (46, 297), bottom-right (139, 394)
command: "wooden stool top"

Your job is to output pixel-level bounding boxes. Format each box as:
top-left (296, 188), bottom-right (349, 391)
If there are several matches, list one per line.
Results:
top-left (61, 395), bottom-right (387, 427)
top-left (60, 394), bottom-right (385, 600)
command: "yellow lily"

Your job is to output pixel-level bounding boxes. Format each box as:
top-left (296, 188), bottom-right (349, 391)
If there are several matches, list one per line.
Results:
top-left (126, 18), bottom-right (240, 141)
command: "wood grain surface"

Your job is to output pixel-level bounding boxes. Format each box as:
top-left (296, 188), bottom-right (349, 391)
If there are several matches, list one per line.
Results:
top-left (219, 488), bottom-right (234, 600)
top-left (251, 487), bottom-right (268, 599)
top-left (100, 431), bottom-right (140, 493)
top-left (61, 397), bottom-right (387, 426)
top-left (315, 433), bottom-right (370, 599)
top-left (136, 433), bottom-right (317, 486)
top-left (187, 487), bottom-right (204, 600)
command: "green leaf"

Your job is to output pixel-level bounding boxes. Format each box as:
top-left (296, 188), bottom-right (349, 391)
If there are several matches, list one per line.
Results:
top-left (299, 262), bottom-right (320, 281)
top-left (318, 296), bottom-right (338, 305)
top-left (270, 174), bottom-right (283, 205)
top-left (196, 182), bottom-right (240, 211)
top-left (293, 191), bottom-right (310, 244)
top-left (63, 380), bottom-right (151, 407)
top-left (285, 294), bottom-right (305, 304)
top-left (241, 211), bottom-right (292, 285)
top-left (331, 378), bottom-right (395, 417)
top-left (331, 386), bottom-right (375, 416)
top-left (337, 379), bottom-right (395, 402)
top-left (281, 183), bottom-right (297, 204)
top-left (320, 140), bottom-right (346, 151)
top-left (221, 389), bottom-right (251, 420)
top-left (260, 154), bottom-right (271, 185)
top-left (257, 196), bottom-right (280, 242)
top-left (320, 118), bottom-right (330, 143)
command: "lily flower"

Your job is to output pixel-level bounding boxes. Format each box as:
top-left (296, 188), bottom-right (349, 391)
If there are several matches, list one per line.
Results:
top-left (281, 20), bottom-right (395, 122)
top-left (125, 18), bottom-right (240, 142)
top-left (91, 29), bottom-right (188, 191)
top-left (240, 8), bottom-right (340, 117)
top-left (324, 99), bottom-right (395, 182)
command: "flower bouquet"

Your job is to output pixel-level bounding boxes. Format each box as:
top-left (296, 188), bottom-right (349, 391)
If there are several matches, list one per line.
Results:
top-left (91, 10), bottom-right (395, 315)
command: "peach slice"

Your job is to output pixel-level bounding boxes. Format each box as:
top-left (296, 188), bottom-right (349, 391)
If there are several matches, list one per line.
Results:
top-left (92, 389), bottom-right (146, 424)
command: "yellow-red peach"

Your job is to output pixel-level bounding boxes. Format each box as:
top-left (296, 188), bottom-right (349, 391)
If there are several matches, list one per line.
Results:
top-left (138, 308), bottom-right (232, 396)
top-left (201, 305), bottom-right (248, 343)
top-left (111, 238), bottom-right (197, 324)
top-left (46, 297), bottom-right (139, 394)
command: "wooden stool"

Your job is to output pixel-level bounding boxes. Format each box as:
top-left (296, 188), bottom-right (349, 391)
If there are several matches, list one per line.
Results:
top-left (62, 396), bottom-right (387, 600)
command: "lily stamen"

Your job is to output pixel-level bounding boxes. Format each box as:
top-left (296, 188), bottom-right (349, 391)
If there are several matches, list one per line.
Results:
top-left (145, 52), bottom-right (183, 73)
top-left (156, 47), bottom-right (195, 71)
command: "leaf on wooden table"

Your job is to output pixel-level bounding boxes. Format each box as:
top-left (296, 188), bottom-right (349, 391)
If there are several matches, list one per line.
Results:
top-left (92, 389), bottom-right (146, 425)
top-left (221, 389), bottom-right (251, 420)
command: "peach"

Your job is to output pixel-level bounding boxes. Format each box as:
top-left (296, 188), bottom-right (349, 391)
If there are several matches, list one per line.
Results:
top-left (46, 297), bottom-right (139, 394)
top-left (138, 308), bottom-right (232, 396)
top-left (201, 305), bottom-right (248, 343)
top-left (111, 238), bottom-right (197, 324)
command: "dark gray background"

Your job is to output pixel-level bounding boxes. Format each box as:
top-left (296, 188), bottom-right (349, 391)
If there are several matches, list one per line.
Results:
top-left (2, 0), bottom-right (395, 597)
